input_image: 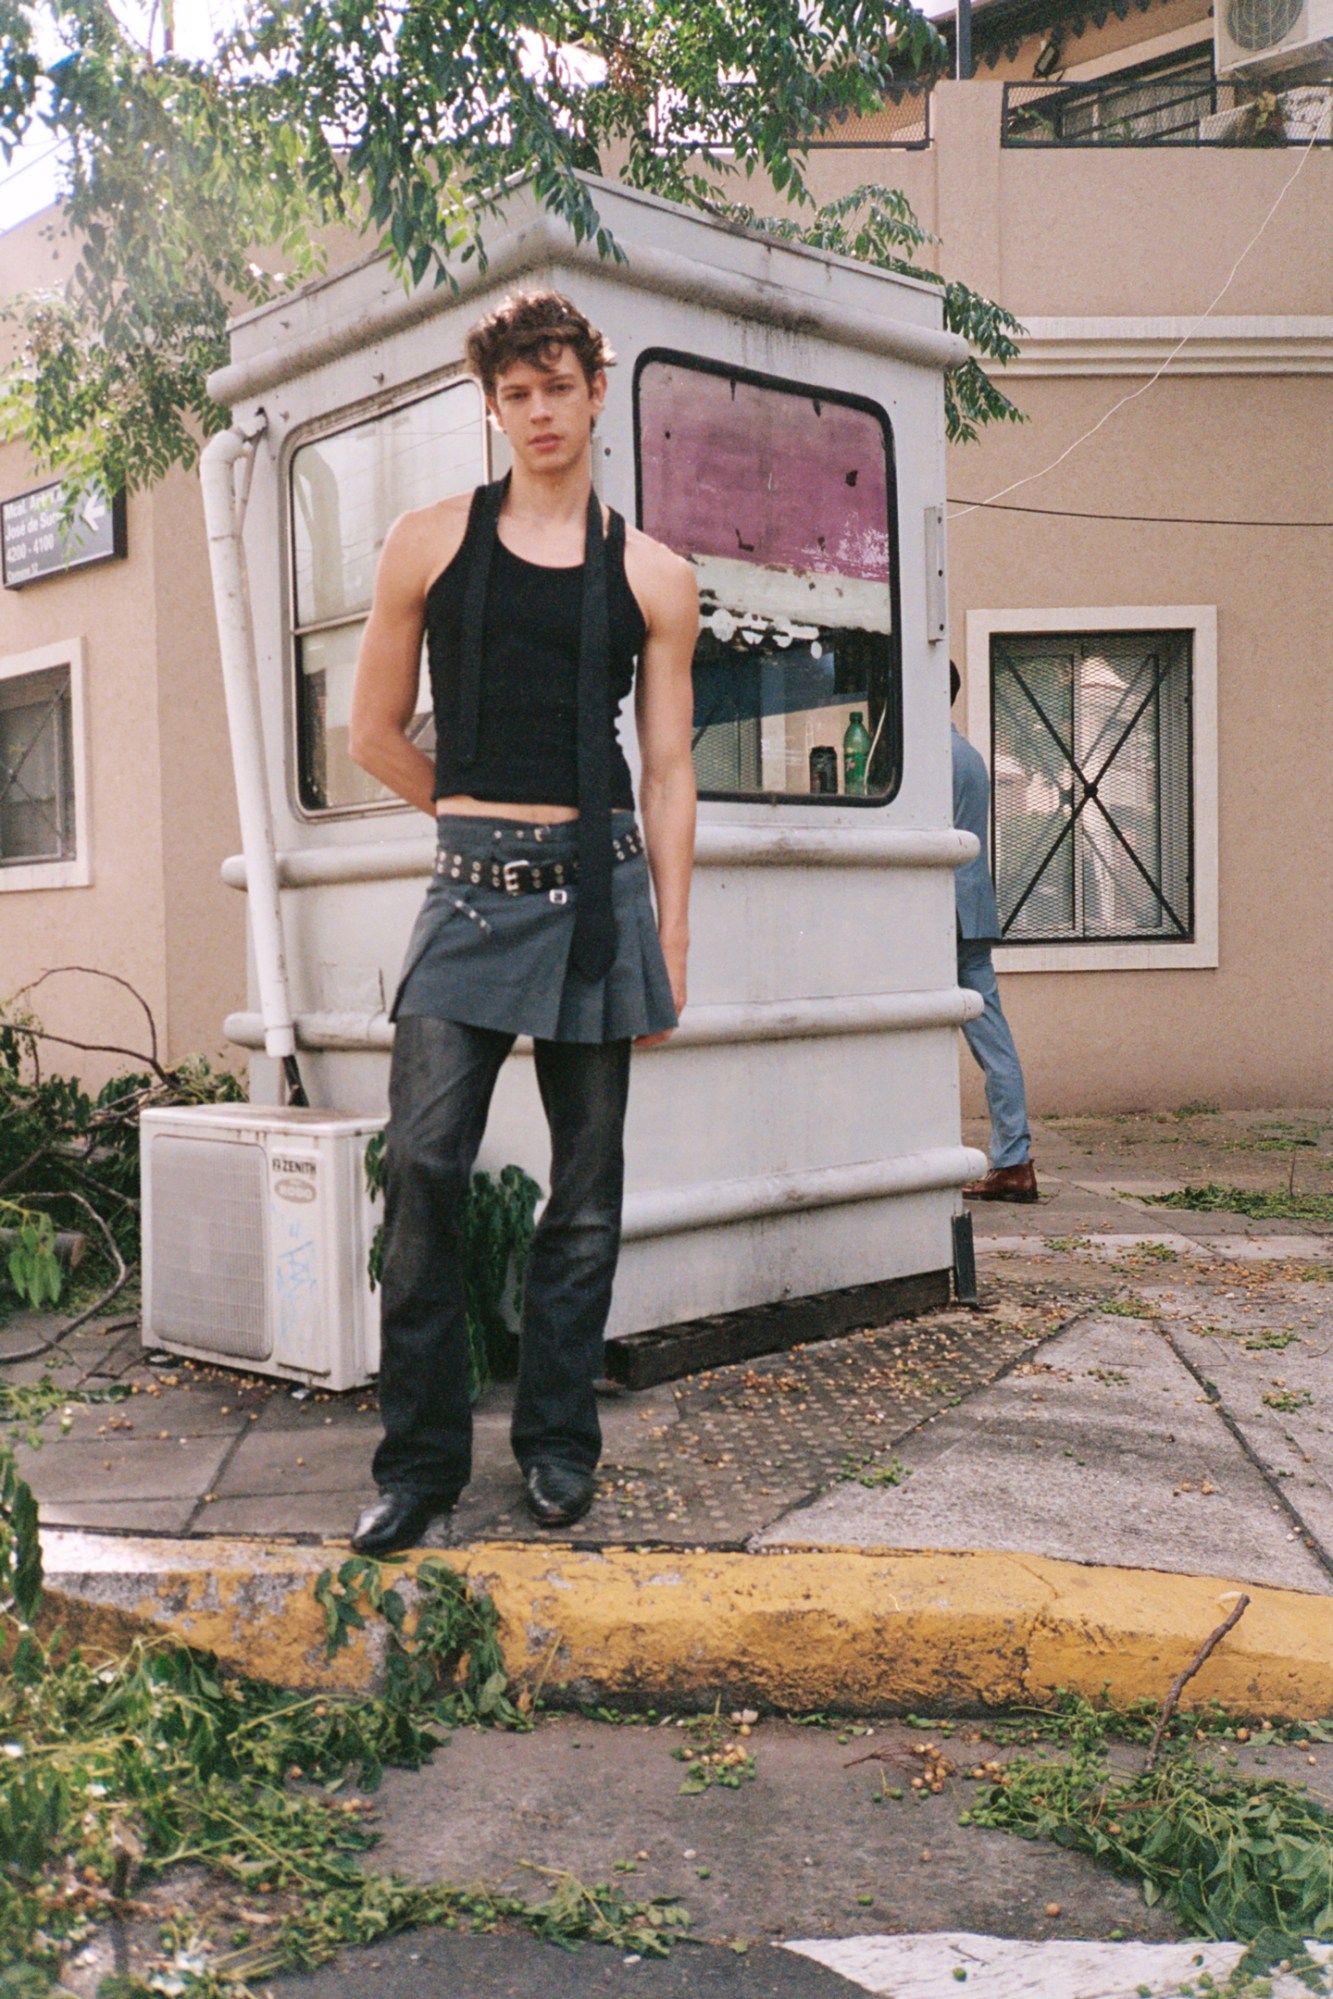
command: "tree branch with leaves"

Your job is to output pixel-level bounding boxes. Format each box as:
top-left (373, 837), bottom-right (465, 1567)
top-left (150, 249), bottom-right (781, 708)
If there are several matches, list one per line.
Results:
top-left (1, 0), bottom-right (1021, 494)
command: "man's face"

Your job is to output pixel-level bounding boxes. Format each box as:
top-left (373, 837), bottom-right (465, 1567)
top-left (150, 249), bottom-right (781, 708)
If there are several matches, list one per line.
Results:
top-left (488, 346), bottom-right (606, 475)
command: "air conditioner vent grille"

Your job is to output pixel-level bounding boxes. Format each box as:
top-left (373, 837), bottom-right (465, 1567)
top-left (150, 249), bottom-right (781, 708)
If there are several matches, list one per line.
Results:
top-left (1226, 0), bottom-right (1305, 51)
top-left (149, 1136), bottom-right (271, 1360)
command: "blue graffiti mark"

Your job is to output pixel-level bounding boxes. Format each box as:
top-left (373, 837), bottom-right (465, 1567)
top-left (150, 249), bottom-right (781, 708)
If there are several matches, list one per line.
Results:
top-left (275, 1218), bottom-right (318, 1351)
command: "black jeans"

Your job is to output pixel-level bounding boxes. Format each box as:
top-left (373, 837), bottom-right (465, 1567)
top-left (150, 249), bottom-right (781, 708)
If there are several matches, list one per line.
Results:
top-left (371, 1013), bottom-right (631, 1495)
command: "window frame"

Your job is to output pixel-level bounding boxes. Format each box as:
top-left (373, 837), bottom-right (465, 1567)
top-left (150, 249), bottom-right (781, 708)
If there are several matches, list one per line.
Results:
top-left (283, 368), bottom-right (490, 822)
top-left (632, 347), bottom-right (904, 809)
top-left (0, 638), bottom-right (90, 892)
top-left (965, 606), bottom-right (1218, 972)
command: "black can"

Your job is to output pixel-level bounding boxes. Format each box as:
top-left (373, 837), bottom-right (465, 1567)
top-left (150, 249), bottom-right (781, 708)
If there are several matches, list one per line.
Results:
top-left (809, 746), bottom-right (839, 795)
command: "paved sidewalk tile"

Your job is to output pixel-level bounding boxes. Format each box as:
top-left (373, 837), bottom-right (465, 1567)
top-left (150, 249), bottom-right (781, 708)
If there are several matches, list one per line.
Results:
top-left (757, 1312), bottom-right (1331, 1593)
top-left (8, 1106), bottom-right (1332, 1561)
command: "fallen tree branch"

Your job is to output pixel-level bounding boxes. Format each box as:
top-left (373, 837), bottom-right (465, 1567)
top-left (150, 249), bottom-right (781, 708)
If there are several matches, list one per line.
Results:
top-left (2, 1022), bottom-right (172, 1088)
top-left (8, 967), bottom-right (164, 1077)
top-left (0, 1189), bottom-right (134, 1364)
top-left (1145, 1593), bottom-right (1251, 1773)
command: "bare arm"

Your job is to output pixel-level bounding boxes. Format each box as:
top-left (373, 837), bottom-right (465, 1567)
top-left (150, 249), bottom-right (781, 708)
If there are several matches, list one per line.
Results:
top-left (632, 543), bottom-right (699, 1047)
top-left (348, 506), bottom-right (462, 815)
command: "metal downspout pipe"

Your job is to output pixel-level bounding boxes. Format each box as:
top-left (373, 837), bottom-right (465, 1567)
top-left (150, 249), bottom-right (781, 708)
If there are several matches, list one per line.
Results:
top-left (199, 418), bottom-right (306, 1103)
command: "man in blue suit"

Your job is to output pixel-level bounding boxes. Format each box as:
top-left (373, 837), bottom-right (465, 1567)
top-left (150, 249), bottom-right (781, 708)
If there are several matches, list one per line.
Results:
top-left (951, 662), bottom-right (1038, 1203)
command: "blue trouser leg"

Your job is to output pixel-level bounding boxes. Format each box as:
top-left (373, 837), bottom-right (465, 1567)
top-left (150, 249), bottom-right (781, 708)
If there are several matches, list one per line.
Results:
top-left (957, 938), bottom-right (1032, 1170)
top-left (511, 1036), bottom-right (632, 1477)
top-left (372, 1014), bottom-right (512, 1494)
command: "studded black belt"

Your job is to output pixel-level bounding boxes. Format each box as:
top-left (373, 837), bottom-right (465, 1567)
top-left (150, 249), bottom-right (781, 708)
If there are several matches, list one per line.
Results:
top-left (434, 824), bottom-right (644, 896)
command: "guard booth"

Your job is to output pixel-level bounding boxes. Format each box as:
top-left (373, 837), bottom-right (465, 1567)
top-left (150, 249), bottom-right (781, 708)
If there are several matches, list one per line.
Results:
top-left (154, 175), bottom-right (986, 1387)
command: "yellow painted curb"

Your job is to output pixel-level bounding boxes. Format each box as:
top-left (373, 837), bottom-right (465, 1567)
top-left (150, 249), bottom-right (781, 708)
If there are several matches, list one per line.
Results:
top-left (38, 1529), bottom-right (1333, 1717)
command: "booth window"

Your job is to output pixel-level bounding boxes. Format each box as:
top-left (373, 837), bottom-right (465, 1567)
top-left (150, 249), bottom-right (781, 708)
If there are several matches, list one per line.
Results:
top-left (636, 354), bottom-right (901, 803)
top-left (990, 629), bottom-right (1194, 945)
top-left (290, 376), bottom-right (487, 813)
top-left (0, 657), bottom-right (78, 880)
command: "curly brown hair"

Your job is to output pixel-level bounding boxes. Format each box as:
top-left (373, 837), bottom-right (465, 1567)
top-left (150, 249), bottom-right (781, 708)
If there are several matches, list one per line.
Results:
top-left (464, 290), bottom-right (614, 401)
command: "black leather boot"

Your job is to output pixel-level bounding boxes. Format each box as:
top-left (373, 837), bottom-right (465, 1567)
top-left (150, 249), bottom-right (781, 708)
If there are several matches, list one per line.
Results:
top-left (350, 1488), bottom-right (459, 1555)
top-left (523, 1463), bottom-right (596, 1528)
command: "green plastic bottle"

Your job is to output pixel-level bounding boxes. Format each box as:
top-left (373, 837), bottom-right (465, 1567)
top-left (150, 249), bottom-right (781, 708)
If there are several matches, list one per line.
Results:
top-left (843, 710), bottom-right (871, 797)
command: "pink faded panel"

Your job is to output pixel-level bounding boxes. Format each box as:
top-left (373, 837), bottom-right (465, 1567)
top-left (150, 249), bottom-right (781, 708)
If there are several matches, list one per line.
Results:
top-left (638, 361), bottom-right (891, 583)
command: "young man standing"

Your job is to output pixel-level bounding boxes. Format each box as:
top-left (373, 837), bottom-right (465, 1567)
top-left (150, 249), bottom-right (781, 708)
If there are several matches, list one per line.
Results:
top-left (347, 292), bottom-right (698, 1554)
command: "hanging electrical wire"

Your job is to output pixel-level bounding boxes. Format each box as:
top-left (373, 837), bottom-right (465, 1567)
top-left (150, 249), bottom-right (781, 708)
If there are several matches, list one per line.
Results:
top-left (948, 498), bottom-right (1333, 529)
top-left (948, 135), bottom-right (1322, 526)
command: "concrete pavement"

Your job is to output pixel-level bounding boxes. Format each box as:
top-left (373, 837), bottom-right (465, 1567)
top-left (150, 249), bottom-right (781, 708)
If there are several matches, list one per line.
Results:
top-left (259, 1712), bottom-right (1333, 1998)
top-left (8, 1102), bottom-right (1333, 1713)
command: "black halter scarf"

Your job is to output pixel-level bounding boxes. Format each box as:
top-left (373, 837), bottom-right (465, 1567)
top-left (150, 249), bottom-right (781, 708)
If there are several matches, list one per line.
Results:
top-left (455, 476), bottom-right (617, 984)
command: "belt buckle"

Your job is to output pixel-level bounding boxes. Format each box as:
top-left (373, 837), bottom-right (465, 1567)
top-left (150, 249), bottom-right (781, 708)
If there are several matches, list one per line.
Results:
top-left (501, 859), bottom-right (530, 896)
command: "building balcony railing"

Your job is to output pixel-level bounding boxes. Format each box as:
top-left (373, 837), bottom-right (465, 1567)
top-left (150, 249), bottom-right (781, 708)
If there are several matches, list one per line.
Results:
top-left (1003, 75), bottom-right (1333, 146)
top-left (807, 85), bottom-right (932, 149)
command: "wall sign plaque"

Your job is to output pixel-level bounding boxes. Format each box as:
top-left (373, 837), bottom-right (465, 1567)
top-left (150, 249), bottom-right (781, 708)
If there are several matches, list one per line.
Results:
top-left (1, 482), bottom-right (127, 589)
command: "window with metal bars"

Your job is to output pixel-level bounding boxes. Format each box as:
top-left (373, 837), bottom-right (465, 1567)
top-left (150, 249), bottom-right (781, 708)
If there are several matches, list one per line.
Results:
top-left (989, 631), bottom-right (1193, 945)
top-left (0, 663), bottom-right (76, 867)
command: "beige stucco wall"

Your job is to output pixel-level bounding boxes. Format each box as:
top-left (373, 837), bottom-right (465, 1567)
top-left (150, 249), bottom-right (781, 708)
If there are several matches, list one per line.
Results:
top-left (807, 79), bottom-right (1333, 311)
top-left (806, 78), bottom-right (1333, 1113)
top-left (0, 212), bottom-right (242, 1087)
top-left (949, 372), bottom-right (1333, 1114)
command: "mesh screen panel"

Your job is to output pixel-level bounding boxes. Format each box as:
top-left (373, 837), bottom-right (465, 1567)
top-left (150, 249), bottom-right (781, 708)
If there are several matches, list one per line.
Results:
top-left (991, 631), bottom-right (1193, 944)
top-left (809, 88), bottom-right (931, 147)
top-left (149, 1135), bottom-right (272, 1359)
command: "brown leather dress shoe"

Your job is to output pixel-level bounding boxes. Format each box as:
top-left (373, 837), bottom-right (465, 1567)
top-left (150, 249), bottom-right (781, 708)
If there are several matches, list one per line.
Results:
top-left (963, 1160), bottom-right (1039, 1203)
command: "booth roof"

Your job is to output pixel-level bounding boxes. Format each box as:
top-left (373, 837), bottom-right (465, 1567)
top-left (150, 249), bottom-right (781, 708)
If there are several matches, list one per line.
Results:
top-left (213, 173), bottom-right (962, 407)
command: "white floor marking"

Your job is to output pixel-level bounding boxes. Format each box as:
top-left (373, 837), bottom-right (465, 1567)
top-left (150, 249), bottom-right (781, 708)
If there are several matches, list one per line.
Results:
top-left (783, 1931), bottom-right (1333, 1997)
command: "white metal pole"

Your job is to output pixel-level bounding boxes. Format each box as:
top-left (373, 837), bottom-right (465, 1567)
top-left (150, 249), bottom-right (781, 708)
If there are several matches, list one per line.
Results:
top-left (199, 418), bottom-right (301, 1075)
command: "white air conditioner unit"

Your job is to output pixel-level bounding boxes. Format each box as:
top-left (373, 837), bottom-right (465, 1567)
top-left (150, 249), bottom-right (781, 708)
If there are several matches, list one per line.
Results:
top-left (141, 1104), bottom-right (385, 1390)
top-left (1215, 0), bottom-right (1333, 76)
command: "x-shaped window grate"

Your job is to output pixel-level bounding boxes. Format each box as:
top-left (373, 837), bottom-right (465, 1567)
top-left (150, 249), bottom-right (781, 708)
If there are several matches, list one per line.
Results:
top-left (992, 635), bottom-right (1193, 944)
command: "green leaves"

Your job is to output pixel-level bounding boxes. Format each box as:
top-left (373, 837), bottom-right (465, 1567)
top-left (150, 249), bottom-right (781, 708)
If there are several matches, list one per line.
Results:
top-left (0, 0), bottom-right (40, 154)
top-left (0, 1450), bottom-right (42, 1625)
top-left (313, 1552), bottom-right (531, 1734)
top-left (313, 1553), bottom-right (400, 1656)
top-left (0, 0), bottom-right (1027, 496)
top-left (463, 1163), bottom-right (540, 1396)
top-left (364, 1151), bottom-right (539, 1399)
top-left (970, 1735), bottom-right (1333, 1957)
top-left (709, 184), bottom-right (1025, 446)
top-left (0, 992), bottom-right (244, 1305)
top-left (2, 1209), bottom-right (61, 1311)
top-left (671, 1701), bottom-right (758, 1794)
top-left (1149, 1183), bottom-right (1333, 1223)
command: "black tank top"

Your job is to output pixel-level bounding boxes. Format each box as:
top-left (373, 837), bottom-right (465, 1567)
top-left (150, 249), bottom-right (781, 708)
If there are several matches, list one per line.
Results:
top-left (427, 490), bottom-right (646, 809)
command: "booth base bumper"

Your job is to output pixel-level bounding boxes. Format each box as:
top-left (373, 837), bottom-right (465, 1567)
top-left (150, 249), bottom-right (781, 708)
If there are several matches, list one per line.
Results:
top-left (604, 1268), bottom-right (952, 1388)
top-left (37, 1532), bottom-right (1333, 1719)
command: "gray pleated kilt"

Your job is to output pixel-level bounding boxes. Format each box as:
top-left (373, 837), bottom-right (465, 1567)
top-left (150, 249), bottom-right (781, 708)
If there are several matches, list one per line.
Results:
top-left (390, 811), bottom-right (678, 1045)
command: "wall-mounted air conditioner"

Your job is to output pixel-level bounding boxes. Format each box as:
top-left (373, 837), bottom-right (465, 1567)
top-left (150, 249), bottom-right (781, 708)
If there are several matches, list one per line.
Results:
top-left (141, 1105), bottom-right (385, 1390)
top-left (1215, 0), bottom-right (1333, 76)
